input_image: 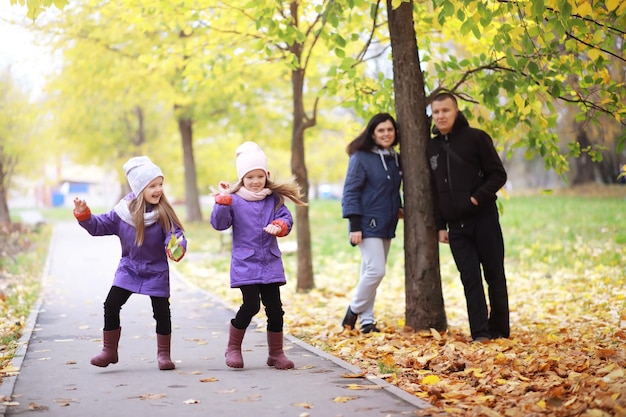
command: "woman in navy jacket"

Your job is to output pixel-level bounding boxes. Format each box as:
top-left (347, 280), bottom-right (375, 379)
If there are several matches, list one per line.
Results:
top-left (341, 113), bottom-right (403, 333)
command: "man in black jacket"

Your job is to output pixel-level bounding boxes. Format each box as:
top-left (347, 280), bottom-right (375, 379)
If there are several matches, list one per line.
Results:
top-left (427, 92), bottom-right (510, 342)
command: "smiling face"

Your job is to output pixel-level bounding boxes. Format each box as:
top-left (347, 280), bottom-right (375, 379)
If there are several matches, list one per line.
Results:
top-left (142, 176), bottom-right (164, 204)
top-left (242, 169), bottom-right (267, 192)
top-left (372, 119), bottom-right (396, 149)
top-left (431, 97), bottom-right (459, 135)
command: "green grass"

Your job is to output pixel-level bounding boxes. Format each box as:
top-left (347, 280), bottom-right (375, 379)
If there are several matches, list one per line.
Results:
top-left (175, 192), bottom-right (626, 336)
top-left (0, 224), bottom-right (51, 370)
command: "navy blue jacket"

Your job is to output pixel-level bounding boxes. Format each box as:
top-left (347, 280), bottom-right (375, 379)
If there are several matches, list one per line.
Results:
top-left (341, 148), bottom-right (402, 239)
top-left (427, 112), bottom-right (507, 230)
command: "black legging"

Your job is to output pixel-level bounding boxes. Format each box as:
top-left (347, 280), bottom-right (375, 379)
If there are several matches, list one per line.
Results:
top-left (102, 286), bottom-right (172, 335)
top-left (232, 283), bottom-right (284, 332)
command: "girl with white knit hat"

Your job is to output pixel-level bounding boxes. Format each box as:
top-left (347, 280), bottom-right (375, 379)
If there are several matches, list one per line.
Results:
top-left (211, 141), bottom-right (306, 370)
top-left (73, 156), bottom-right (186, 370)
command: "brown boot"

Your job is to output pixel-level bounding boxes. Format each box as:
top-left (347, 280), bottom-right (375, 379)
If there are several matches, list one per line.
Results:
top-left (266, 331), bottom-right (294, 370)
top-left (157, 334), bottom-right (175, 370)
top-left (91, 328), bottom-right (121, 367)
top-left (225, 323), bottom-right (246, 368)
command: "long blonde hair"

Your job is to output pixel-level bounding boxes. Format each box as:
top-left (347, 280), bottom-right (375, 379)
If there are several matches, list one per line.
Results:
top-left (128, 192), bottom-right (185, 246)
top-left (230, 177), bottom-right (308, 208)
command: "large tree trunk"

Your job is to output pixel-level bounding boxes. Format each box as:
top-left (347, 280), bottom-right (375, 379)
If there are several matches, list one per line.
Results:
top-left (177, 117), bottom-right (203, 222)
top-left (387, 0), bottom-right (447, 331)
top-left (289, 1), bottom-right (314, 291)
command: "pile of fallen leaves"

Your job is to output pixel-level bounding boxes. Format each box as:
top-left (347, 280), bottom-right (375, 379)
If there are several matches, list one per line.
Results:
top-left (180, 191), bottom-right (626, 417)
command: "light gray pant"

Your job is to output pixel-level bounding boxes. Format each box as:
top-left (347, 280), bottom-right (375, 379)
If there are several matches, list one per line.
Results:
top-left (350, 237), bottom-right (391, 325)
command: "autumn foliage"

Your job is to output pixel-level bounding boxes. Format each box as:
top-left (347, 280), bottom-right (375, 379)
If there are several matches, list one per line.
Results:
top-left (181, 189), bottom-right (626, 417)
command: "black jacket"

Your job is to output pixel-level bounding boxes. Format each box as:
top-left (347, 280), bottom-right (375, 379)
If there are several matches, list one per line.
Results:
top-left (427, 112), bottom-right (507, 230)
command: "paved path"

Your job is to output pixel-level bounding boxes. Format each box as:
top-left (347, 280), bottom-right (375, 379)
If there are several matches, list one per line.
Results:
top-left (0, 222), bottom-right (429, 417)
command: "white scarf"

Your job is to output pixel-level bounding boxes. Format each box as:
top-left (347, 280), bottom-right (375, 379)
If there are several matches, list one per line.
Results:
top-left (235, 187), bottom-right (272, 202)
top-left (114, 198), bottom-right (159, 227)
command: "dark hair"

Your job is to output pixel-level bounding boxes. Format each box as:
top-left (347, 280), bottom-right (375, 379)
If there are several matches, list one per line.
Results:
top-left (432, 92), bottom-right (458, 106)
top-left (346, 113), bottom-right (399, 156)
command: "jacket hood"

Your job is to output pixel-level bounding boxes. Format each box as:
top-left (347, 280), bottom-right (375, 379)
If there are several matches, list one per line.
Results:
top-left (431, 111), bottom-right (470, 136)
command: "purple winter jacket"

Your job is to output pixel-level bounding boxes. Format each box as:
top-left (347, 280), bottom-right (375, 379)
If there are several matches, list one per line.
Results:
top-left (210, 193), bottom-right (292, 288)
top-left (77, 199), bottom-right (186, 298)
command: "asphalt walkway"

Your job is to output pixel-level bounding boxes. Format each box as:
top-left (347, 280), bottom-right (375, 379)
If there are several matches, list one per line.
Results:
top-left (0, 221), bottom-right (430, 417)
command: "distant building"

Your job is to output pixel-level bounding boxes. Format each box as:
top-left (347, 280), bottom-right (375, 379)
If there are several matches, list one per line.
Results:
top-left (9, 162), bottom-right (121, 210)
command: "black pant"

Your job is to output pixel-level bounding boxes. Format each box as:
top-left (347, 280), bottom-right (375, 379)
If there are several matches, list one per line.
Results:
top-left (102, 286), bottom-right (172, 335)
top-left (448, 210), bottom-right (510, 340)
top-left (232, 283), bottom-right (284, 332)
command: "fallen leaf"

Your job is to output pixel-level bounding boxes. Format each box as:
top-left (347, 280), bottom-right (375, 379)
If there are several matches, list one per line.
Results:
top-left (292, 402), bottom-right (313, 409)
top-left (421, 375), bottom-right (440, 385)
top-left (430, 328), bottom-right (442, 341)
top-left (341, 372), bottom-right (366, 378)
top-left (345, 384), bottom-right (384, 390)
top-left (333, 396), bottom-right (359, 403)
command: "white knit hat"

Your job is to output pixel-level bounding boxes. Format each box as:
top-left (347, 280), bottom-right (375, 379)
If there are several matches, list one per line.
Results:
top-left (235, 141), bottom-right (268, 180)
top-left (123, 156), bottom-right (164, 196)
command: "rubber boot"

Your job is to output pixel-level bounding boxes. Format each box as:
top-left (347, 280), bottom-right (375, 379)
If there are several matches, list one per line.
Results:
top-left (91, 327), bottom-right (121, 367)
top-left (266, 331), bottom-right (294, 370)
top-left (225, 323), bottom-right (246, 368)
top-left (157, 334), bottom-right (175, 370)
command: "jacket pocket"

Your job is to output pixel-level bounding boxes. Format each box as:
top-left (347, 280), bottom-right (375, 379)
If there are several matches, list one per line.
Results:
top-left (457, 191), bottom-right (480, 217)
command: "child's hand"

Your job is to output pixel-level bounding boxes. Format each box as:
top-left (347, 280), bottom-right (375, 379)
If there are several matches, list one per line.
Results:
top-left (218, 181), bottom-right (231, 192)
top-left (264, 220), bottom-right (288, 237)
top-left (263, 224), bottom-right (281, 235)
top-left (73, 197), bottom-right (87, 213)
top-left (73, 198), bottom-right (91, 221)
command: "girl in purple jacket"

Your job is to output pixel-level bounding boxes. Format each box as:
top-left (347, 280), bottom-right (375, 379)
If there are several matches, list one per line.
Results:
top-left (73, 156), bottom-right (186, 370)
top-left (211, 142), bottom-right (306, 370)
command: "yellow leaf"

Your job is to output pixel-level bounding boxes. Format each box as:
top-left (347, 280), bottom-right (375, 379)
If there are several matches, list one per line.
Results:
top-left (606, 0), bottom-right (620, 12)
top-left (576, 2), bottom-right (593, 17)
top-left (537, 399), bottom-right (546, 409)
top-left (587, 48), bottom-right (603, 61)
top-left (333, 396), bottom-right (359, 403)
top-left (341, 372), bottom-right (366, 378)
top-left (346, 384), bottom-right (384, 390)
top-left (292, 402), bottom-right (314, 409)
top-left (422, 374), bottom-right (440, 385)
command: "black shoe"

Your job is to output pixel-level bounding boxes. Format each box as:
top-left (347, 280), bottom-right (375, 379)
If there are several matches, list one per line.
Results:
top-left (341, 307), bottom-right (358, 330)
top-left (360, 323), bottom-right (380, 334)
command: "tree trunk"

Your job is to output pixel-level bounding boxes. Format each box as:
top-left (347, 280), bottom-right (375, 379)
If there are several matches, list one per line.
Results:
top-left (290, 1), bottom-right (315, 291)
top-left (0, 152), bottom-right (13, 224)
top-left (0, 185), bottom-right (10, 224)
top-left (177, 117), bottom-right (203, 222)
top-left (572, 130), bottom-right (596, 185)
top-left (387, 0), bottom-right (447, 331)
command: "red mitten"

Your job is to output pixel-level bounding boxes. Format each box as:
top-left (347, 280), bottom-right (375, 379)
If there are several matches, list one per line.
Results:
top-left (271, 220), bottom-right (288, 237)
top-left (73, 206), bottom-right (92, 222)
top-left (215, 193), bottom-right (232, 206)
